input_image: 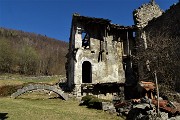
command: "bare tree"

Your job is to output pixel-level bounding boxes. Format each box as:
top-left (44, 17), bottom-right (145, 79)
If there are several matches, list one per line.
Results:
top-left (136, 27), bottom-right (180, 100)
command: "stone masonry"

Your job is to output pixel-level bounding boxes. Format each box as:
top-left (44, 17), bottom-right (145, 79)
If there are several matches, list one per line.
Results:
top-left (133, 0), bottom-right (163, 81)
top-left (133, 0), bottom-right (163, 28)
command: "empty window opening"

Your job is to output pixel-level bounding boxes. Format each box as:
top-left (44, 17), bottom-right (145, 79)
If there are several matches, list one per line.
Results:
top-left (98, 40), bottom-right (104, 62)
top-left (133, 32), bottom-right (136, 37)
top-left (82, 61), bottom-right (92, 83)
top-left (123, 39), bottom-right (128, 55)
top-left (82, 32), bottom-right (90, 49)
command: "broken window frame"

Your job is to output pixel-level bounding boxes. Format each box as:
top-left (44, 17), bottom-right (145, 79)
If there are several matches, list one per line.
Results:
top-left (81, 31), bottom-right (90, 49)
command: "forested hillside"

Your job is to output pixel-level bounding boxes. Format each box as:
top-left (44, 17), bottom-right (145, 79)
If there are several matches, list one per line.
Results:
top-left (0, 28), bottom-right (68, 75)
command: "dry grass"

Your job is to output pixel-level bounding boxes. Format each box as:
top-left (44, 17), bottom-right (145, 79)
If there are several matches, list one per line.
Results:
top-left (0, 74), bottom-right (65, 87)
top-left (0, 80), bottom-right (23, 87)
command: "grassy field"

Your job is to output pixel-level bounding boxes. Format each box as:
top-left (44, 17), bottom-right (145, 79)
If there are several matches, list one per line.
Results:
top-left (0, 74), bottom-right (124, 120)
top-left (0, 74), bottom-right (65, 87)
top-left (0, 97), bottom-right (123, 120)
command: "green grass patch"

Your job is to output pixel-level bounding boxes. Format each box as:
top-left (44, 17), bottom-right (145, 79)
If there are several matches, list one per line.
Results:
top-left (0, 97), bottom-right (123, 120)
top-left (18, 90), bottom-right (59, 100)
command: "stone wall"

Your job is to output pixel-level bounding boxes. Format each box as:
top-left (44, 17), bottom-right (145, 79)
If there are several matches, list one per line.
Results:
top-left (73, 30), bottom-right (125, 85)
top-left (135, 2), bottom-right (180, 94)
top-left (133, 1), bottom-right (163, 81)
top-left (133, 0), bottom-right (163, 28)
top-left (144, 2), bottom-right (180, 93)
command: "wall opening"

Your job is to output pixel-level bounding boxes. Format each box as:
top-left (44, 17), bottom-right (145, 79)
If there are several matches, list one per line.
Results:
top-left (82, 32), bottom-right (90, 49)
top-left (133, 32), bottom-right (136, 37)
top-left (82, 61), bottom-right (92, 83)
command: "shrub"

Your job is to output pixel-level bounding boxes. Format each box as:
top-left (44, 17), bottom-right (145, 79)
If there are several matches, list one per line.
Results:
top-left (88, 97), bottom-right (103, 109)
top-left (0, 85), bottom-right (22, 97)
top-left (81, 95), bottom-right (96, 106)
top-left (80, 95), bottom-right (110, 110)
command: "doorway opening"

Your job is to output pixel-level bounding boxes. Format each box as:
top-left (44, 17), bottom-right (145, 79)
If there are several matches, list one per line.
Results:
top-left (82, 61), bottom-right (92, 83)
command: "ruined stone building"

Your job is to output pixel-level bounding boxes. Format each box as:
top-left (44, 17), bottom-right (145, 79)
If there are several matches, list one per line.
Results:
top-left (66, 0), bottom-right (180, 98)
top-left (67, 13), bottom-right (135, 97)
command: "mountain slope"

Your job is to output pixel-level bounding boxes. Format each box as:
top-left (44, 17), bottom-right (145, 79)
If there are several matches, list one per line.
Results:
top-left (0, 27), bottom-right (68, 75)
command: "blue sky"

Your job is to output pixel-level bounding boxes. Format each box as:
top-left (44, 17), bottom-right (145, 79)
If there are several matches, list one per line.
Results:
top-left (0, 0), bottom-right (178, 42)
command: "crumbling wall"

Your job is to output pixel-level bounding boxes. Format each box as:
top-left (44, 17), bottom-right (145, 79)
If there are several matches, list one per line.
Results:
top-left (72, 25), bottom-right (125, 85)
top-left (133, 0), bottom-right (163, 80)
top-left (135, 1), bottom-right (180, 97)
top-left (66, 24), bottom-right (76, 88)
top-left (133, 0), bottom-right (163, 28)
top-left (143, 2), bottom-right (180, 93)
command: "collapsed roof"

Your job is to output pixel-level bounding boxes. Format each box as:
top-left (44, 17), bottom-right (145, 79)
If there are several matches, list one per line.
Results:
top-left (72, 13), bottom-right (136, 31)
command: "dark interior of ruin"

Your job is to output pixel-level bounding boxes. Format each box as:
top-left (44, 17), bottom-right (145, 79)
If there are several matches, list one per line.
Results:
top-left (82, 61), bottom-right (92, 83)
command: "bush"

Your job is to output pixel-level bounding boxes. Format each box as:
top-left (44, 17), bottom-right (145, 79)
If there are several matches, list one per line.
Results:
top-left (81, 95), bottom-right (96, 106)
top-left (88, 97), bottom-right (103, 109)
top-left (0, 85), bottom-right (22, 97)
top-left (80, 95), bottom-right (110, 110)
